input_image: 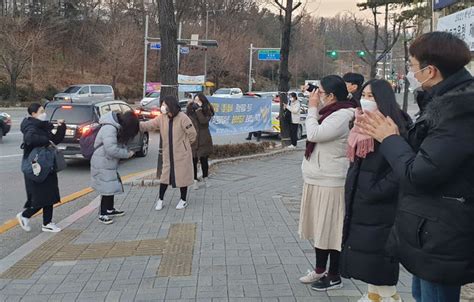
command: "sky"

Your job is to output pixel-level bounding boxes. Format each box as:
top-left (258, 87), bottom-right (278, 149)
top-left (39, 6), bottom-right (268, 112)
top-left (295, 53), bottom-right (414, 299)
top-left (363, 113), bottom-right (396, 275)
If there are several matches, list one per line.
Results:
top-left (305, 0), bottom-right (363, 17)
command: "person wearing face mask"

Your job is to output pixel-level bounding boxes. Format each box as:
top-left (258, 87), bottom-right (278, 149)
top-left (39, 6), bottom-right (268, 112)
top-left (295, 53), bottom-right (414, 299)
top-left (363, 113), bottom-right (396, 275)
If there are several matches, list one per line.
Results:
top-left (284, 92), bottom-right (301, 148)
top-left (140, 96), bottom-right (197, 211)
top-left (356, 32), bottom-right (474, 302)
top-left (186, 93), bottom-right (214, 190)
top-left (341, 80), bottom-right (411, 302)
top-left (298, 75), bottom-right (357, 291)
top-left (16, 103), bottom-right (66, 233)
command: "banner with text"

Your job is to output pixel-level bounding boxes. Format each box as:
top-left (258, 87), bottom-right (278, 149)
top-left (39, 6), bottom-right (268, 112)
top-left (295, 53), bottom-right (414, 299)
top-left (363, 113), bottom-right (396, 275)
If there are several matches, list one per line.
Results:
top-left (208, 97), bottom-right (272, 135)
top-left (437, 7), bottom-right (474, 51)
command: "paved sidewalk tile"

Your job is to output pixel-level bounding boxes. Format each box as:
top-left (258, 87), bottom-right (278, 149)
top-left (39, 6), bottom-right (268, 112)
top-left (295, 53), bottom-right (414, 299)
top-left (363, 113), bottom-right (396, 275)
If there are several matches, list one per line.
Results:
top-left (0, 151), bottom-right (416, 301)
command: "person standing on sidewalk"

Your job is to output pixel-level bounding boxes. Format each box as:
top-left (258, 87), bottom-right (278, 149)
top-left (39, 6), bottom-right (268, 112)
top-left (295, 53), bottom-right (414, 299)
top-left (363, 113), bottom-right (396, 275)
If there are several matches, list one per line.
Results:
top-left (186, 93), bottom-right (214, 190)
top-left (343, 72), bottom-right (365, 103)
top-left (140, 96), bottom-right (197, 211)
top-left (16, 103), bottom-right (66, 233)
top-left (341, 80), bottom-right (410, 302)
top-left (91, 111), bottom-right (138, 225)
top-left (356, 32), bottom-right (474, 302)
top-left (284, 92), bottom-right (301, 148)
top-left (298, 75), bottom-right (356, 291)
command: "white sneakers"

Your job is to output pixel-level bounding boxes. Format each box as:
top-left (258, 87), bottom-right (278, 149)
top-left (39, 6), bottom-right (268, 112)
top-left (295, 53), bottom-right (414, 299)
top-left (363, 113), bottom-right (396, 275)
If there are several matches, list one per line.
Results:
top-left (193, 178), bottom-right (210, 190)
top-left (17, 213), bottom-right (31, 232)
top-left (155, 199), bottom-right (163, 211)
top-left (155, 199), bottom-right (188, 210)
top-left (287, 145), bottom-right (296, 149)
top-left (17, 212), bottom-right (61, 232)
top-left (42, 222), bottom-right (61, 233)
top-left (299, 270), bottom-right (325, 284)
top-left (176, 199), bottom-right (188, 210)
top-left (358, 293), bottom-right (403, 302)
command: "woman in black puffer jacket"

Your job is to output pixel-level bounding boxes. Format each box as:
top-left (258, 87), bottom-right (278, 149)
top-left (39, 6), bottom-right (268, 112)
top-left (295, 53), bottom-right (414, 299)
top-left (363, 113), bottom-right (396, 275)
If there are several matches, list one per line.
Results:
top-left (340, 80), bottom-right (410, 302)
top-left (16, 103), bottom-right (66, 233)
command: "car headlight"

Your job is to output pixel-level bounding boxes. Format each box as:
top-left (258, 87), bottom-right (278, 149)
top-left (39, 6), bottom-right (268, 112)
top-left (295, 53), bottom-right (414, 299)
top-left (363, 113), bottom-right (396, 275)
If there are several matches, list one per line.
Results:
top-left (64, 96), bottom-right (72, 102)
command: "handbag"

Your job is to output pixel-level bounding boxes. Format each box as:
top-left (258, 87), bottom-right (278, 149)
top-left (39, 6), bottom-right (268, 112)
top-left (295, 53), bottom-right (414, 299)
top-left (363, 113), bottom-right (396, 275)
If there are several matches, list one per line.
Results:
top-left (284, 108), bottom-right (292, 124)
top-left (21, 146), bottom-right (55, 183)
top-left (50, 141), bottom-right (67, 172)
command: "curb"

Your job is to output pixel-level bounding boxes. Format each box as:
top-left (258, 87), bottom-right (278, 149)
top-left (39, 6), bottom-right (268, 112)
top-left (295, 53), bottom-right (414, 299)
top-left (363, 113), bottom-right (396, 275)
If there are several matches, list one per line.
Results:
top-left (130, 146), bottom-right (302, 186)
top-left (0, 107), bottom-right (27, 111)
top-left (0, 169), bottom-right (155, 235)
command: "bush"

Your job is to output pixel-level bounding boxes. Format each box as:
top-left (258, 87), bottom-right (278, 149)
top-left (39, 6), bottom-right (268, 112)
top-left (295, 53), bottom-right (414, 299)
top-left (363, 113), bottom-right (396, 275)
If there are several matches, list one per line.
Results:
top-left (210, 141), bottom-right (277, 159)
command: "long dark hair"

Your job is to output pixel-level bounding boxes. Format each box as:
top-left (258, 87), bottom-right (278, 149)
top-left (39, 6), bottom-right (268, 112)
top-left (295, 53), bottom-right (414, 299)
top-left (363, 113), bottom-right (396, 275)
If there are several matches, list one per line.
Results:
top-left (195, 93), bottom-right (215, 116)
top-left (320, 75), bottom-right (349, 102)
top-left (161, 96), bottom-right (181, 118)
top-left (117, 111), bottom-right (139, 144)
top-left (361, 79), bottom-right (410, 136)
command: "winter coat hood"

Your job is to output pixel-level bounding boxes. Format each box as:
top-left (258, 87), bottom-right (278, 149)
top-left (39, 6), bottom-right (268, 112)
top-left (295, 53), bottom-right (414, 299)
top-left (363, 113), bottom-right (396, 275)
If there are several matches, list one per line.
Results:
top-left (99, 112), bottom-right (121, 129)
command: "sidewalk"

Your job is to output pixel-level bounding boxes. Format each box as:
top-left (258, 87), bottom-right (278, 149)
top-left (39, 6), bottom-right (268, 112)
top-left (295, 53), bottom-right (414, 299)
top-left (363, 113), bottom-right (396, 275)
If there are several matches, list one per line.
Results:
top-left (0, 150), bottom-right (416, 302)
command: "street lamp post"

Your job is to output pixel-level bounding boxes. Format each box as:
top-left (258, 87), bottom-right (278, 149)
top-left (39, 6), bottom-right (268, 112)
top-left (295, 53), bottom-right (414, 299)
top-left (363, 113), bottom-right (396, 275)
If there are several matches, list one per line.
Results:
top-left (205, 9), bottom-right (225, 82)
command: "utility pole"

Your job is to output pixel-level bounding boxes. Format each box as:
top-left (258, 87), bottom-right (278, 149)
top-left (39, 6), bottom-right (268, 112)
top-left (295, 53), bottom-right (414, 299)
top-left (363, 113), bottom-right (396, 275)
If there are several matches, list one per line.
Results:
top-left (142, 15), bottom-right (149, 98)
top-left (248, 43), bottom-right (253, 92)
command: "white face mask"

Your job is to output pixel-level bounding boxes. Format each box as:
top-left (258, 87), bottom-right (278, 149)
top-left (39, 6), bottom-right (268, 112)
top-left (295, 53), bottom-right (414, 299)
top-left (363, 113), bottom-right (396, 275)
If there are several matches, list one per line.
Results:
top-left (160, 105), bottom-right (168, 115)
top-left (37, 113), bottom-right (47, 121)
top-left (406, 67), bottom-right (429, 91)
top-left (360, 98), bottom-right (378, 112)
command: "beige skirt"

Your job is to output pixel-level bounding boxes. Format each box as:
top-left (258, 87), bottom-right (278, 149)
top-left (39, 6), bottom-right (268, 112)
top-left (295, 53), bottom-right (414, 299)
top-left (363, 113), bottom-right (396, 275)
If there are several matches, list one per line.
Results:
top-left (298, 183), bottom-right (345, 251)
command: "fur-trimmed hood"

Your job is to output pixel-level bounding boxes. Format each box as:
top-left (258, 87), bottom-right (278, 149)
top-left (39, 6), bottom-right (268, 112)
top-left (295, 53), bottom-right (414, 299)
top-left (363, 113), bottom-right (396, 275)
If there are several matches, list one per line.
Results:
top-left (424, 69), bottom-right (474, 127)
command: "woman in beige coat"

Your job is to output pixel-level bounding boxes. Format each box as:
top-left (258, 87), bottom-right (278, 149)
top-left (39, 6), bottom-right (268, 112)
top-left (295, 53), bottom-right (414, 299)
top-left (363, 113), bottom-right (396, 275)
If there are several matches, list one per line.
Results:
top-left (140, 96), bottom-right (197, 210)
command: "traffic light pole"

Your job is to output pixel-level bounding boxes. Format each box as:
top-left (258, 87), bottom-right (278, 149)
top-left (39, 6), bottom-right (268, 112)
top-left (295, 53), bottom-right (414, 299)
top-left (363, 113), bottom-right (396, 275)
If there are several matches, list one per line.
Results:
top-left (248, 45), bottom-right (281, 92)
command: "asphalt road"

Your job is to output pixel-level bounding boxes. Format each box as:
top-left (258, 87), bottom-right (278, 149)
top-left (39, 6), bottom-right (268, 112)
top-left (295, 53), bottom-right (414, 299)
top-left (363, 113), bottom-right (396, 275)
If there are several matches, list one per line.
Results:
top-left (0, 108), bottom-right (279, 226)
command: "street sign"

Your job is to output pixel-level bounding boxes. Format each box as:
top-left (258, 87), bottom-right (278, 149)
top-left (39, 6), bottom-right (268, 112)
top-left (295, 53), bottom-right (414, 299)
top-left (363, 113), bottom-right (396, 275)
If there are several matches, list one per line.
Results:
top-left (150, 42), bottom-right (161, 50)
top-left (258, 49), bottom-right (280, 61)
top-left (180, 47), bottom-right (189, 54)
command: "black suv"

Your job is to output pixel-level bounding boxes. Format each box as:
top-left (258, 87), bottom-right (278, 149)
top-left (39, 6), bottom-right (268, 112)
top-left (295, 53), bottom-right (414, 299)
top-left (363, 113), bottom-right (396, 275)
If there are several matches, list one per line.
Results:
top-left (0, 112), bottom-right (12, 143)
top-left (45, 100), bottom-right (149, 159)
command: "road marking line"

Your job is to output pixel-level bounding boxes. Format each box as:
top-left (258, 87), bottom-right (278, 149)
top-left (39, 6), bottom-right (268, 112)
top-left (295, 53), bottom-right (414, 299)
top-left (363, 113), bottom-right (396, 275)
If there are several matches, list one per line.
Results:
top-left (0, 168), bottom-right (155, 235)
top-left (0, 154), bottom-right (22, 159)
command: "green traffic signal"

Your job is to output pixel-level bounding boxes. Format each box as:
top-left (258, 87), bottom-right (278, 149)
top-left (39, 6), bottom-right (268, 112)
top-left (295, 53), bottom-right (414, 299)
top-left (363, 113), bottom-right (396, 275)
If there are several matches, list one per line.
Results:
top-left (357, 50), bottom-right (366, 57)
top-left (326, 50), bottom-right (338, 59)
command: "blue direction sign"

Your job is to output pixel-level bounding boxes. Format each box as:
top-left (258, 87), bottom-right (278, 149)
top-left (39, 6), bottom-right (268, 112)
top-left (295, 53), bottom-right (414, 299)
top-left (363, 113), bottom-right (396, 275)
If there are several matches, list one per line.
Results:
top-left (258, 49), bottom-right (280, 61)
top-left (180, 47), bottom-right (189, 55)
top-left (434, 0), bottom-right (459, 10)
top-left (150, 42), bottom-right (161, 50)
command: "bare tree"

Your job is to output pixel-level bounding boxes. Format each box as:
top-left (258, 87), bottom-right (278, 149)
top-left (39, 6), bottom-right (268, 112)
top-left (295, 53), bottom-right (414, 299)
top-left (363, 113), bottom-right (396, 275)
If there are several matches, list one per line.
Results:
top-left (274, 0), bottom-right (303, 146)
top-left (0, 17), bottom-right (45, 100)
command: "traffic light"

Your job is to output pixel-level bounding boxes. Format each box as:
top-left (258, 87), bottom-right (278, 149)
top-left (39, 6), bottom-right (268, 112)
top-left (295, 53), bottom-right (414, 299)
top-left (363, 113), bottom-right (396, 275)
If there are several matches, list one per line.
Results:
top-left (357, 50), bottom-right (366, 58)
top-left (326, 50), bottom-right (338, 60)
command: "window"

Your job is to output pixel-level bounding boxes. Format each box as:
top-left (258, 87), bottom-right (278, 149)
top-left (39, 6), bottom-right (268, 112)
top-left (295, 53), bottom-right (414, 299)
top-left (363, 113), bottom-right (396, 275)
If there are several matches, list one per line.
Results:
top-left (63, 86), bottom-right (81, 93)
top-left (109, 104), bottom-right (122, 113)
top-left (79, 87), bottom-right (89, 95)
top-left (103, 86), bottom-right (113, 94)
top-left (120, 104), bottom-right (132, 112)
top-left (215, 89), bottom-right (230, 95)
top-left (100, 105), bottom-right (111, 115)
top-left (45, 105), bottom-right (93, 124)
top-left (91, 86), bottom-right (101, 94)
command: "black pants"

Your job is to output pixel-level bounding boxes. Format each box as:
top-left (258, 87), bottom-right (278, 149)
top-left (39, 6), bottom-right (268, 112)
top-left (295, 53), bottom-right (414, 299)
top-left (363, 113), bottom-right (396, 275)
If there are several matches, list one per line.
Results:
top-left (315, 248), bottom-right (340, 276)
top-left (100, 195), bottom-right (114, 216)
top-left (159, 184), bottom-right (188, 201)
top-left (23, 205), bottom-right (53, 225)
top-left (193, 156), bottom-right (209, 180)
top-left (289, 123), bottom-right (298, 146)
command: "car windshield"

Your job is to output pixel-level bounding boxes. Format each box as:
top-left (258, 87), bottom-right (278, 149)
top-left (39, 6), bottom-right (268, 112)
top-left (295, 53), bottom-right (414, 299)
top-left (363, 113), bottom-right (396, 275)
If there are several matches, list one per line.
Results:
top-left (215, 89), bottom-right (231, 95)
top-left (63, 86), bottom-right (81, 94)
top-left (145, 92), bottom-right (160, 98)
top-left (46, 105), bottom-right (93, 124)
top-left (143, 99), bottom-right (161, 109)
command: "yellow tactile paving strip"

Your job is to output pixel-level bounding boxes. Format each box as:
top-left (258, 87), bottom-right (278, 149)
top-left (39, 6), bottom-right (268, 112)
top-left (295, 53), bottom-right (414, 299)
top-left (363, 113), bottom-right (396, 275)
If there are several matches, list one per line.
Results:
top-left (1, 223), bottom-right (196, 279)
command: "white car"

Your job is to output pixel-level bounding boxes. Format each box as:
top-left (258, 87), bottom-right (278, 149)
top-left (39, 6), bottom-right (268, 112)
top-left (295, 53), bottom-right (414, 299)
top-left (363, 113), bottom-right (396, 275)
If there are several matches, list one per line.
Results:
top-left (262, 102), bottom-right (308, 140)
top-left (140, 91), bottom-right (161, 107)
top-left (212, 88), bottom-right (243, 98)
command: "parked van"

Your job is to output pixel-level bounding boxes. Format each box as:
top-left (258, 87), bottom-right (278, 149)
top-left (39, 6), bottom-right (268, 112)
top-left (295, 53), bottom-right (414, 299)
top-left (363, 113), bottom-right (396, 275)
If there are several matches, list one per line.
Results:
top-left (53, 85), bottom-right (114, 102)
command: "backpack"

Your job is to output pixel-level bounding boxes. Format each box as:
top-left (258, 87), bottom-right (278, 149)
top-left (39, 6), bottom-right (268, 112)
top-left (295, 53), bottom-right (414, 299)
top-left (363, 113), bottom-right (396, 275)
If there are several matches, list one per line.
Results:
top-left (79, 124), bottom-right (103, 160)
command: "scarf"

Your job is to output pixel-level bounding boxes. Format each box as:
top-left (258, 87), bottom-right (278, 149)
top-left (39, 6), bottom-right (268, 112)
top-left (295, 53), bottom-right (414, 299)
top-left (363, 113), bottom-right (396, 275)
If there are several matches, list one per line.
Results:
top-left (346, 110), bottom-right (375, 162)
top-left (305, 100), bottom-right (357, 160)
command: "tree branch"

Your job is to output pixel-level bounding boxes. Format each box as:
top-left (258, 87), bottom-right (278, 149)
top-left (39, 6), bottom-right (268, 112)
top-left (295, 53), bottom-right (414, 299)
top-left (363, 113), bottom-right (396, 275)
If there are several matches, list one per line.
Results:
top-left (274, 0), bottom-right (286, 11)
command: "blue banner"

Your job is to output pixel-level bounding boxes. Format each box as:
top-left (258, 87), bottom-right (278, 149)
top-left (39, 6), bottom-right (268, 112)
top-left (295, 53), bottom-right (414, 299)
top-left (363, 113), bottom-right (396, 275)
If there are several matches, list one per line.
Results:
top-left (434, 0), bottom-right (459, 10)
top-left (208, 97), bottom-right (272, 135)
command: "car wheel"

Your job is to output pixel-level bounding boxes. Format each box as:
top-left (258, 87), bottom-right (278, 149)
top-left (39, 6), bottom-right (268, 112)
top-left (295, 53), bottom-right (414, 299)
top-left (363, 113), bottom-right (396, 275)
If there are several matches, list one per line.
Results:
top-left (297, 125), bottom-right (303, 140)
top-left (136, 133), bottom-right (149, 157)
